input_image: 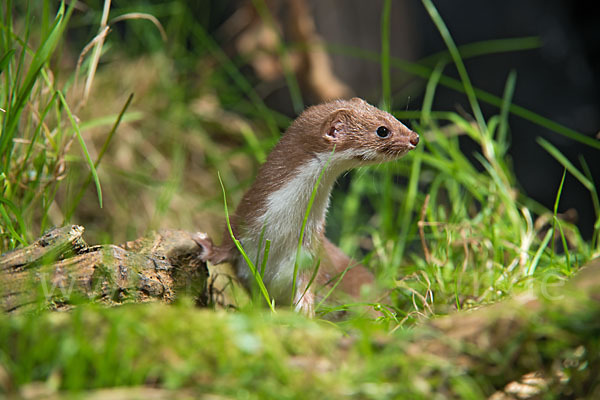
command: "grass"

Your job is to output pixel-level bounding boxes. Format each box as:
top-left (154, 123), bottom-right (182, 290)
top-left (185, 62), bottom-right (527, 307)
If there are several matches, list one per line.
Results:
top-left (1, 0), bottom-right (599, 398)
top-left (1, 286), bottom-right (599, 398)
top-left (218, 171), bottom-right (275, 312)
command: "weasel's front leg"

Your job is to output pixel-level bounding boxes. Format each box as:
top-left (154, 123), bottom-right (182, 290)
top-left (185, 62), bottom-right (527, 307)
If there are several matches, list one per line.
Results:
top-left (293, 272), bottom-right (315, 317)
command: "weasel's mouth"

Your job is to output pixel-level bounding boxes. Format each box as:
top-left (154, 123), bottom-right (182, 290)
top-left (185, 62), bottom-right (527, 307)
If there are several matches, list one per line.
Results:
top-left (379, 143), bottom-right (414, 159)
top-left (386, 149), bottom-right (410, 160)
top-left (350, 143), bottom-right (415, 163)
top-left (351, 148), bottom-right (379, 162)
top-left (353, 149), bottom-right (409, 164)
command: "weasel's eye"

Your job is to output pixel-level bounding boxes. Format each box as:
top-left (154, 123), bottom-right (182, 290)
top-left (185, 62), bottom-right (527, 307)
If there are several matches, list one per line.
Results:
top-left (376, 126), bottom-right (390, 138)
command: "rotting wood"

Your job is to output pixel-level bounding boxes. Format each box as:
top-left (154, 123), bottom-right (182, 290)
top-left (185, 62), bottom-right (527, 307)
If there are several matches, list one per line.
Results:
top-left (0, 225), bottom-right (209, 312)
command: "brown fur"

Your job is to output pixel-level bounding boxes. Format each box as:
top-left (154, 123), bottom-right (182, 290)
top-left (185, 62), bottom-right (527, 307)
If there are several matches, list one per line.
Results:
top-left (207, 98), bottom-right (418, 311)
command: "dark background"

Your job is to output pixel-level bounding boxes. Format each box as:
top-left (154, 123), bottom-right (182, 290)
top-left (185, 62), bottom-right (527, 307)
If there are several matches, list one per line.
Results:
top-left (416, 0), bottom-right (600, 239)
top-left (274, 0), bottom-right (600, 238)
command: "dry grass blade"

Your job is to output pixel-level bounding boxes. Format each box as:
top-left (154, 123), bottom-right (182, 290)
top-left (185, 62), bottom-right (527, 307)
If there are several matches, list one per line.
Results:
top-left (110, 13), bottom-right (167, 42)
top-left (73, 25), bottom-right (110, 107)
top-left (81, 0), bottom-right (112, 108)
top-left (74, 9), bottom-right (167, 110)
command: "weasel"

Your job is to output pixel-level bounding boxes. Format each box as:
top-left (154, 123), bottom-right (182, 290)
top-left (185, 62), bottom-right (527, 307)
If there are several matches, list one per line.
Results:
top-left (197, 98), bottom-right (419, 315)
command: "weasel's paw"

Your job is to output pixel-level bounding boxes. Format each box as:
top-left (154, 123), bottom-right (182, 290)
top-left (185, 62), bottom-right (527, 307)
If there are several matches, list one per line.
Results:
top-left (294, 290), bottom-right (315, 318)
top-left (192, 232), bottom-right (214, 262)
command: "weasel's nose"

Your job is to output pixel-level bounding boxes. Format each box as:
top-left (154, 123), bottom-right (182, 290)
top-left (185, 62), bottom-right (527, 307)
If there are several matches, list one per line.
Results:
top-left (409, 131), bottom-right (419, 147)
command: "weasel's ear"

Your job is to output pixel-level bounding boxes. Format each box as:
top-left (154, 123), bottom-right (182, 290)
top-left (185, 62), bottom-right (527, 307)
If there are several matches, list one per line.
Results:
top-left (323, 109), bottom-right (353, 141)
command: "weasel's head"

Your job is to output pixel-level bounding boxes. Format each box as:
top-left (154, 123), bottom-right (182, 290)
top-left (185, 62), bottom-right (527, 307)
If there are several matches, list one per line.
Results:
top-left (294, 97), bottom-right (419, 165)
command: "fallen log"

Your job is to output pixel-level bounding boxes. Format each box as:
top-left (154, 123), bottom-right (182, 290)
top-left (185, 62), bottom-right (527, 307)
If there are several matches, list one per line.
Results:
top-left (0, 225), bottom-right (209, 312)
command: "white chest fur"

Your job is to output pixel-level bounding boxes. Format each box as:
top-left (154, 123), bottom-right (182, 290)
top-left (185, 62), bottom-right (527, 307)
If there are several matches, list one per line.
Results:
top-left (234, 149), bottom-right (367, 304)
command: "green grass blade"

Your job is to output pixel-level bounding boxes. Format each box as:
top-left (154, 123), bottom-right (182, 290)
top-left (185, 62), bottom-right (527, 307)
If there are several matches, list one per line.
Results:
top-left (392, 144), bottom-right (424, 270)
top-left (497, 70), bottom-right (517, 147)
top-left (552, 168), bottom-right (571, 271)
top-left (65, 93), bottom-right (134, 220)
top-left (0, 49), bottom-right (14, 73)
top-left (57, 91), bottom-right (103, 208)
top-left (78, 111), bottom-right (143, 132)
top-left (577, 156), bottom-right (600, 251)
top-left (1, 2), bottom-right (66, 161)
top-left (577, 155), bottom-right (600, 221)
top-left (420, 37), bottom-right (542, 66)
top-left (255, 223), bottom-right (267, 272)
top-left (421, 61), bottom-right (444, 124)
top-left (537, 137), bottom-right (593, 191)
top-left (315, 263), bottom-right (350, 312)
top-left (239, 124), bottom-right (266, 164)
top-left (260, 239), bottom-right (271, 279)
top-left (0, 199), bottom-right (27, 247)
top-left (0, 0), bottom-right (14, 64)
top-left (553, 169), bottom-right (566, 217)
top-left (296, 259), bottom-right (321, 310)
top-left (338, 174), bottom-right (366, 254)
top-left (420, 0), bottom-right (487, 134)
top-left (493, 97), bottom-right (599, 151)
top-left (218, 173), bottom-right (275, 312)
top-left (551, 168), bottom-right (566, 256)
top-left (527, 228), bottom-right (553, 276)
top-left (13, 92), bottom-right (58, 187)
top-left (554, 218), bottom-right (570, 272)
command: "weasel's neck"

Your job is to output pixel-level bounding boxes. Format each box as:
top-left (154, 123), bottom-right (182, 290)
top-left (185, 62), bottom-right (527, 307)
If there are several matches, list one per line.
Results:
top-left (258, 149), bottom-right (357, 244)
